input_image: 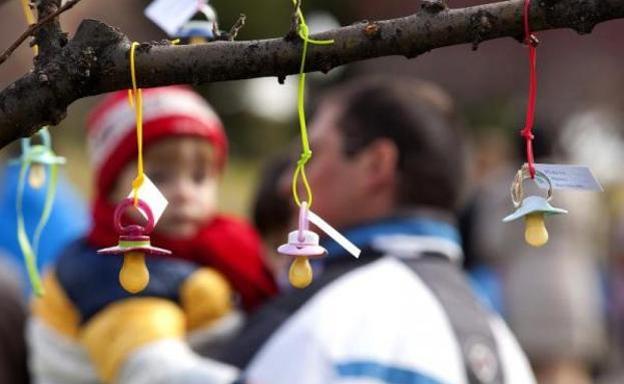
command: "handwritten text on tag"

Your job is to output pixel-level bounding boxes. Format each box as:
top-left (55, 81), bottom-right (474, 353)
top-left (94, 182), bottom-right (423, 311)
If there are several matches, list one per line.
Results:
top-left (534, 163), bottom-right (603, 192)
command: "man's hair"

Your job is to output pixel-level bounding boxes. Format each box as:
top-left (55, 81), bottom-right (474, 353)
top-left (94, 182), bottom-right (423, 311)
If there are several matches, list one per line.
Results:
top-left (327, 76), bottom-right (465, 211)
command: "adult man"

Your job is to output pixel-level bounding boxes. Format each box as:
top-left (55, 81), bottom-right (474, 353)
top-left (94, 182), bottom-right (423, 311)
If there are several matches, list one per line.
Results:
top-left (215, 77), bottom-right (536, 384)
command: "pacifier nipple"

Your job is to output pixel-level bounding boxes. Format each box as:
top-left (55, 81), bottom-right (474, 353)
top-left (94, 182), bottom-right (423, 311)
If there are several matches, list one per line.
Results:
top-left (119, 251), bottom-right (149, 293)
top-left (524, 213), bottom-right (548, 247)
top-left (289, 256), bottom-right (313, 289)
top-left (28, 164), bottom-right (46, 189)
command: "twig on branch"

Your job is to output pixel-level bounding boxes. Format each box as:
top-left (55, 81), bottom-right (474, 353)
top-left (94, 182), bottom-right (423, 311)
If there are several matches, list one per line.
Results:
top-left (227, 14), bottom-right (246, 41)
top-left (0, 0), bottom-right (84, 66)
top-left (0, 0), bottom-right (623, 148)
top-left (421, 0), bottom-right (448, 13)
top-left (215, 13), bottom-right (247, 41)
top-left (286, 0), bottom-right (302, 41)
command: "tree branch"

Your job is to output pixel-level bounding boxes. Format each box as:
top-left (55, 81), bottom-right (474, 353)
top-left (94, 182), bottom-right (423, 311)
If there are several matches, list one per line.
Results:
top-left (0, 0), bottom-right (623, 148)
top-left (0, 0), bottom-right (82, 66)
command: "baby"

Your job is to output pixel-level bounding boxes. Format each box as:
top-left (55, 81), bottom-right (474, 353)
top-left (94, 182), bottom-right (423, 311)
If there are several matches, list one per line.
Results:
top-left (28, 86), bottom-right (276, 384)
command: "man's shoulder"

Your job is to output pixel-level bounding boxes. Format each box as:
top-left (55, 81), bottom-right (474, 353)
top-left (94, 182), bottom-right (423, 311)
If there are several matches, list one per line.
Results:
top-left (288, 256), bottom-right (447, 326)
top-left (299, 255), bottom-right (534, 383)
top-left (217, 254), bottom-right (382, 368)
top-left (246, 256), bottom-right (470, 384)
top-left (249, 255), bottom-right (535, 384)
top-left (246, 255), bottom-right (455, 339)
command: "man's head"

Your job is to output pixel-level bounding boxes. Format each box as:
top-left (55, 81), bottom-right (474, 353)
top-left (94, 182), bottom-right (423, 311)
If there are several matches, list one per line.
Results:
top-left (305, 76), bottom-right (465, 229)
top-left (87, 86), bottom-right (227, 238)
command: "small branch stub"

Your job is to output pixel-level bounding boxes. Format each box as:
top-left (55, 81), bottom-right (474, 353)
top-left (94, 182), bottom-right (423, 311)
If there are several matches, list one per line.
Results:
top-left (421, 0), bottom-right (448, 13)
top-left (363, 21), bottom-right (381, 39)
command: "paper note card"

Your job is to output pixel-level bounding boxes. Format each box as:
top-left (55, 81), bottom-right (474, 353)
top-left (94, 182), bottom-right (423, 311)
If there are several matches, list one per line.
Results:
top-left (534, 163), bottom-right (603, 192)
top-left (308, 210), bottom-right (361, 258)
top-left (145, 0), bottom-right (199, 36)
top-left (127, 175), bottom-right (169, 225)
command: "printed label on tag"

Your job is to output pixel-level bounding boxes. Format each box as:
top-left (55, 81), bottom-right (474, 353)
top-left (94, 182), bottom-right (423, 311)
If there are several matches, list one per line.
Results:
top-left (127, 175), bottom-right (169, 225)
top-left (145, 0), bottom-right (199, 36)
top-left (534, 163), bottom-right (603, 191)
top-left (308, 210), bottom-right (361, 258)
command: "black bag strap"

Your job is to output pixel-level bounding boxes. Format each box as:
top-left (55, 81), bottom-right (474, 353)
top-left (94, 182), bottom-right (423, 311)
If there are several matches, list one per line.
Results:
top-left (401, 253), bottom-right (505, 384)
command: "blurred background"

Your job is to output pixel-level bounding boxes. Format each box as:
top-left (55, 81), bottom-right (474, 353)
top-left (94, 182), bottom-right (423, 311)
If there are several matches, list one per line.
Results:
top-left (1, 1), bottom-right (624, 383)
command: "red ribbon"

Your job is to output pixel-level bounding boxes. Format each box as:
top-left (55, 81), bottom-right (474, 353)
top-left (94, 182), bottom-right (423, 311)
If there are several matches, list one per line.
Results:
top-left (520, 0), bottom-right (538, 178)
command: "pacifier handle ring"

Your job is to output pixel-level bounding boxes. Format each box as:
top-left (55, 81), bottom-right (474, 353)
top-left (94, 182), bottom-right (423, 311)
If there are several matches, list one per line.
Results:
top-left (20, 137), bottom-right (30, 154)
top-left (114, 197), bottom-right (155, 235)
top-left (37, 128), bottom-right (52, 148)
top-left (20, 128), bottom-right (54, 163)
top-left (297, 201), bottom-right (309, 243)
top-left (25, 128), bottom-right (52, 150)
top-left (511, 163), bottom-right (553, 207)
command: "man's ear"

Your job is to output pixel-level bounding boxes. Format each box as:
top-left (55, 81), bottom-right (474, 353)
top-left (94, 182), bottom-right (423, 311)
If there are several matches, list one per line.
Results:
top-left (358, 138), bottom-right (398, 191)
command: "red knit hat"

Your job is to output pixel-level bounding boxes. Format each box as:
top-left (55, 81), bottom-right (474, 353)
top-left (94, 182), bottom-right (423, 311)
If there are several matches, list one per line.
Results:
top-left (87, 86), bottom-right (227, 195)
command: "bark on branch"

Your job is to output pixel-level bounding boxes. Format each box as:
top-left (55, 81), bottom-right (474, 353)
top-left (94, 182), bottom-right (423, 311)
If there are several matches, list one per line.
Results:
top-left (0, 0), bottom-right (623, 148)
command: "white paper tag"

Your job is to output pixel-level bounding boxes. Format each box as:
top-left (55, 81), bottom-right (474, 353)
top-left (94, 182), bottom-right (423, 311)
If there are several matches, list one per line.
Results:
top-left (145, 0), bottom-right (199, 36)
top-left (127, 175), bottom-right (169, 225)
top-left (308, 210), bottom-right (361, 259)
top-left (534, 163), bottom-right (603, 191)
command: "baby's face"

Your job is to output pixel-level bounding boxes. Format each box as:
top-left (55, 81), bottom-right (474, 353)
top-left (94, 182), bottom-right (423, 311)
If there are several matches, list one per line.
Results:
top-left (111, 137), bottom-right (219, 238)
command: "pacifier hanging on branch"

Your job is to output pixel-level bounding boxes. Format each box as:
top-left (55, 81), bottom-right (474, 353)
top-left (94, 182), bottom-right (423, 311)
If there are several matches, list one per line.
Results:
top-left (503, 0), bottom-right (567, 248)
top-left (278, 202), bottom-right (327, 288)
top-left (11, 128), bottom-right (66, 189)
top-left (502, 0), bottom-right (602, 247)
top-left (97, 41), bottom-right (170, 294)
top-left (10, 0), bottom-right (66, 296)
top-left (12, 127), bottom-right (65, 295)
top-left (277, 0), bottom-right (359, 289)
top-left (503, 164), bottom-right (567, 247)
top-left (98, 198), bottom-right (171, 293)
top-left (176, 0), bottom-right (220, 43)
top-left (277, 203), bottom-right (361, 289)
top-left (145, 0), bottom-right (226, 43)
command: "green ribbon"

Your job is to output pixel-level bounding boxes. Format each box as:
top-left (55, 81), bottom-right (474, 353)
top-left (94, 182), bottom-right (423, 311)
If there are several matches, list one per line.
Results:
top-left (290, 0), bottom-right (334, 208)
top-left (15, 128), bottom-right (63, 296)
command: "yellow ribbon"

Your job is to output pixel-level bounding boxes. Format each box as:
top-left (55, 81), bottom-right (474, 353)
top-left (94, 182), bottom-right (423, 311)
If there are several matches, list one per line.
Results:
top-left (128, 42), bottom-right (144, 206)
top-left (290, 0), bottom-right (334, 208)
top-left (20, 0), bottom-right (39, 55)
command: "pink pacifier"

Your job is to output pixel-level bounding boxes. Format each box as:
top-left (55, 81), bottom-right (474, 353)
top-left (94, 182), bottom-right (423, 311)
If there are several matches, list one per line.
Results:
top-left (277, 202), bottom-right (327, 288)
top-left (98, 198), bottom-right (171, 293)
